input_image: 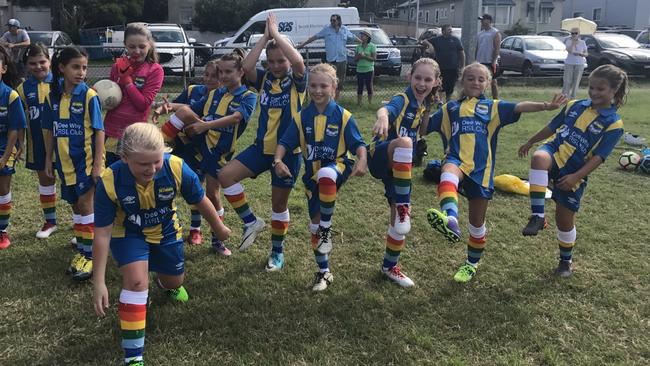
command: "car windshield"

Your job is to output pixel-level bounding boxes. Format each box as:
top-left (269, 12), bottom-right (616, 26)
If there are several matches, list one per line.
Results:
top-left (525, 38), bottom-right (565, 50)
top-left (349, 29), bottom-right (392, 45)
top-left (597, 34), bottom-right (641, 48)
top-left (151, 30), bottom-right (185, 43)
top-left (28, 32), bottom-right (52, 45)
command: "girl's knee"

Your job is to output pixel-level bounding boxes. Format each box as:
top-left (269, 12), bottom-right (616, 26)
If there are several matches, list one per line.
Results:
top-left (317, 166), bottom-right (338, 181)
top-left (393, 136), bottom-right (413, 149)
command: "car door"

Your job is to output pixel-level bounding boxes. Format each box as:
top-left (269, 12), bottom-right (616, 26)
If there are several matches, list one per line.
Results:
top-left (583, 36), bottom-right (600, 70)
top-left (510, 37), bottom-right (525, 71)
top-left (499, 37), bottom-right (514, 70)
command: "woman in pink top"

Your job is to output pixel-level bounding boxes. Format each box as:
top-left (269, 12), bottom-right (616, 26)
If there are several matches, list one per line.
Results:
top-left (104, 23), bottom-right (164, 166)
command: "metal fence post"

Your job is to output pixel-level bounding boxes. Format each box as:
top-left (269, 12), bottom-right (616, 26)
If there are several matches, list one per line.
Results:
top-left (182, 45), bottom-right (188, 90)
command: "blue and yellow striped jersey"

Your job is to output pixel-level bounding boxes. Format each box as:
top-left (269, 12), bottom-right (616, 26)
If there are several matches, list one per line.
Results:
top-left (0, 81), bottom-right (27, 163)
top-left (280, 99), bottom-right (365, 182)
top-left (546, 99), bottom-right (623, 178)
top-left (42, 80), bottom-right (104, 186)
top-left (253, 68), bottom-right (307, 154)
top-left (173, 84), bottom-right (208, 105)
top-left (428, 95), bottom-right (520, 189)
top-left (190, 85), bottom-right (256, 165)
top-left (374, 86), bottom-right (426, 154)
top-left (17, 74), bottom-right (52, 165)
top-left (95, 154), bottom-right (205, 244)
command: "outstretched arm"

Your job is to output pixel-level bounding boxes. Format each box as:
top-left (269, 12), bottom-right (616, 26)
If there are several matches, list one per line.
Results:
top-left (514, 94), bottom-right (567, 114)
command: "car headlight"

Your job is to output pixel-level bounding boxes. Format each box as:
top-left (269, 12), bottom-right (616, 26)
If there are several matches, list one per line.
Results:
top-left (347, 49), bottom-right (355, 57)
top-left (389, 49), bottom-right (401, 58)
top-left (532, 58), bottom-right (552, 64)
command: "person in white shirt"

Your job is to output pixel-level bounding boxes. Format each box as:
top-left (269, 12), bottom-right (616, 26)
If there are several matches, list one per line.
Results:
top-left (562, 27), bottom-right (588, 99)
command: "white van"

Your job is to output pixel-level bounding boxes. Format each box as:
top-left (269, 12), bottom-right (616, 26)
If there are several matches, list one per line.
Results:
top-left (213, 7), bottom-right (360, 57)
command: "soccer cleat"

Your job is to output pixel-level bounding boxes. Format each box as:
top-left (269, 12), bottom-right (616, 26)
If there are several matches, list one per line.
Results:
top-left (382, 265), bottom-right (415, 287)
top-left (316, 226), bottom-right (333, 254)
top-left (265, 252), bottom-right (285, 272)
top-left (238, 218), bottom-right (266, 251)
top-left (522, 215), bottom-right (548, 236)
top-left (394, 204), bottom-right (411, 235)
top-left (36, 223), bottom-right (57, 239)
top-left (453, 263), bottom-right (477, 283)
top-left (554, 260), bottom-right (573, 278)
top-left (312, 271), bottom-right (334, 291)
top-left (72, 257), bottom-right (93, 281)
top-left (126, 360), bottom-right (144, 366)
top-left (166, 285), bottom-right (189, 303)
top-left (66, 253), bottom-right (84, 274)
top-left (426, 208), bottom-right (461, 243)
top-left (212, 240), bottom-right (232, 256)
top-left (186, 229), bottom-right (202, 245)
top-left (0, 231), bottom-right (10, 250)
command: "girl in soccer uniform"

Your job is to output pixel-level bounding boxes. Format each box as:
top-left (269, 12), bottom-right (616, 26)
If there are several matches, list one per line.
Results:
top-left (17, 43), bottom-right (58, 239)
top-left (93, 123), bottom-right (231, 366)
top-left (368, 58), bottom-right (440, 287)
top-left (153, 60), bottom-right (221, 246)
top-left (161, 51), bottom-right (257, 256)
top-left (104, 23), bottom-right (163, 166)
top-left (519, 65), bottom-right (628, 277)
top-left (424, 62), bottom-right (567, 283)
top-left (218, 13), bottom-right (307, 269)
top-left (43, 46), bottom-right (105, 281)
top-left (0, 46), bottom-right (27, 249)
top-left (274, 63), bottom-right (367, 291)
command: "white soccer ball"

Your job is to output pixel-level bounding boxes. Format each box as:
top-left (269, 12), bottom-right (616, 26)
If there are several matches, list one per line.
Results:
top-left (92, 79), bottom-right (122, 111)
top-left (618, 151), bottom-right (640, 171)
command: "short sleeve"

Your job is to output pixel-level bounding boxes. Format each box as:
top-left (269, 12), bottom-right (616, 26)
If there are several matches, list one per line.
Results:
top-left (455, 37), bottom-right (464, 50)
top-left (236, 91), bottom-right (257, 123)
top-left (315, 26), bottom-right (328, 39)
top-left (173, 87), bottom-right (190, 104)
top-left (279, 118), bottom-right (300, 152)
top-left (385, 94), bottom-right (406, 124)
top-left (180, 161), bottom-right (205, 205)
top-left (547, 105), bottom-right (568, 131)
top-left (497, 100), bottom-right (521, 126)
top-left (190, 94), bottom-right (209, 116)
top-left (253, 68), bottom-right (267, 91)
top-left (88, 95), bottom-right (104, 130)
top-left (592, 121), bottom-right (624, 161)
top-left (344, 116), bottom-right (366, 154)
top-left (346, 28), bottom-right (356, 40)
top-left (0, 32), bottom-right (8, 42)
top-left (20, 30), bottom-right (29, 42)
top-left (94, 178), bottom-right (117, 228)
top-left (369, 43), bottom-right (377, 53)
top-left (8, 93), bottom-right (26, 129)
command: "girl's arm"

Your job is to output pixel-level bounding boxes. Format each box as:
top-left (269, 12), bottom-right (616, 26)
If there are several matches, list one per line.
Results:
top-left (92, 130), bottom-right (105, 180)
top-left (351, 145), bottom-right (368, 177)
top-left (514, 94), bottom-right (567, 114)
top-left (518, 126), bottom-right (555, 157)
top-left (121, 65), bottom-right (164, 112)
top-left (373, 107), bottom-right (390, 138)
top-left (267, 13), bottom-right (306, 76)
top-left (274, 119), bottom-right (300, 178)
top-left (195, 196), bottom-right (231, 241)
top-left (243, 23), bottom-right (270, 84)
top-left (556, 155), bottom-right (603, 191)
top-left (183, 111), bottom-right (242, 136)
top-left (273, 144), bottom-right (292, 178)
top-left (92, 224), bottom-right (113, 316)
top-left (43, 129), bottom-right (54, 178)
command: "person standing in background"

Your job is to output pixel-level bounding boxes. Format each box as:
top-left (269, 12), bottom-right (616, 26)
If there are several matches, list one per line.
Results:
top-left (430, 24), bottom-right (465, 102)
top-left (562, 27), bottom-right (588, 100)
top-left (475, 14), bottom-right (500, 99)
top-left (0, 19), bottom-right (30, 78)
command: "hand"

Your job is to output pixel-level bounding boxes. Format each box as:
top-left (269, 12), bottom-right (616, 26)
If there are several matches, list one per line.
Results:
top-left (92, 164), bottom-right (103, 184)
top-left (518, 141), bottom-right (533, 158)
top-left (152, 95), bottom-right (171, 124)
top-left (93, 282), bottom-right (110, 317)
top-left (372, 116), bottom-right (389, 138)
top-left (351, 158), bottom-right (368, 177)
top-left (15, 146), bottom-right (23, 162)
top-left (274, 161), bottom-right (292, 178)
top-left (491, 62), bottom-right (497, 74)
top-left (115, 56), bottom-right (134, 86)
top-left (267, 13), bottom-right (279, 39)
top-left (547, 93), bottom-right (568, 110)
top-left (556, 173), bottom-right (580, 191)
top-left (184, 121), bottom-right (209, 137)
top-left (215, 225), bottom-right (232, 242)
top-left (0, 156), bottom-right (7, 170)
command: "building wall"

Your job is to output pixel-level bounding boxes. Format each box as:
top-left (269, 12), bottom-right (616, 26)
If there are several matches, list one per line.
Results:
top-left (168, 0), bottom-right (196, 26)
top-left (0, 5), bottom-right (51, 31)
top-left (563, 0), bottom-right (646, 28)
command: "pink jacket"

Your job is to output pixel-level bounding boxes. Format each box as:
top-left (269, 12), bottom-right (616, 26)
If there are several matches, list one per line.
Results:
top-left (104, 61), bottom-right (164, 138)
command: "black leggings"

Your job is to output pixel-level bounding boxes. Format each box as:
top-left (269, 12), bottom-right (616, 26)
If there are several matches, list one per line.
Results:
top-left (356, 71), bottom-right (374, 96)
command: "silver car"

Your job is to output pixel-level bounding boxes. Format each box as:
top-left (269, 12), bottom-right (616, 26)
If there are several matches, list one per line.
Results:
top-left (499, 35), bottom-right (575, 76)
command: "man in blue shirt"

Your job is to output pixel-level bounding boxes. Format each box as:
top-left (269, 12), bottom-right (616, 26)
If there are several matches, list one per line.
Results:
top-left (298, 14), bottom-right (360, 99)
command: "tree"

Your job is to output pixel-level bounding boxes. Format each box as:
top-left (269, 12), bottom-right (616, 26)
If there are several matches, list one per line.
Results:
top-left (52, 0), bottom-right (144, 42)
top-left (141, 0), bottom-right (168, 23)
top-left (194, 0), bottom-right (306, 33)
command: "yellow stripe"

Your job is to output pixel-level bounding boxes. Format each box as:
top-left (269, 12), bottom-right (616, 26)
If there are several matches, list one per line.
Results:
top-left (38, 82), bottom-right (49, 104)
top-left (459, 98), bottom-right (478, 117)
top-left (319, 192), bottom-right (336, 202)
top-left (459, 134), bottom-right (475, 175)
top-left (337, 109), bottom-right (351, 158)
top-left (553, 143), bottom-right (576, 170)
top-left (483, 101), bottom-right (500, 187)
top-left (574, 108), bottom-right (599, 132)
top-left (392, 170), bottom-right (411, 180)
top-left (559, 241), bottom-right (575, 249)
top-left (172, 211), bottom-right (182, 241)
top-left (59, 94), bottom-right (71, 119)
top-left (105, 137), bottom-right (119, 154)
top-left (263, 108), bottom-right (282, 154)
top-left (143, 225), bottom-right (162, 244)
top-left (84, 91), bottom-right (96, 177)
top-left (314, 115), bottom-right (326, 142)
top-left (394, 93), bottom-right (409, 136)
top-left (169, 155), bottom-right (184, 190)
top-left (439, 191), bottom-right (457, 200)
top-left (386, 241), bottom-right (404, 251)
top-left (230, 198), bottom-right (246, 208)
top-left (120, 319), bottom-right (146, 330)
top-left (203, 89), bottom-right (215, 116)
top-left (8, 90), bottom-right (19, 104)
top-left (606, 119), bottom-right (623, 131)
top-left (529, 185), bottom-right (547, 193)
top-left (441, 106), bottom-right (451, 141)
top-left (58, 137), bottom-right (77, 184)
top-left (136, 182), bottom-right (156, 209)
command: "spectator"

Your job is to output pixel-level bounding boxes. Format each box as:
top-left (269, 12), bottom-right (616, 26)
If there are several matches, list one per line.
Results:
top-left (0, 19), bottom-right (30, 78)
top-left (430, 24), bottom-right (466, 102)
top-left (562, 27), bottom-right (588, 100)
top-left (355, 30), bottom-right (376, 105)
top-left (298, 14), bottom-right (360, 100)
top-left (475, 14), bottom-right (501, 98)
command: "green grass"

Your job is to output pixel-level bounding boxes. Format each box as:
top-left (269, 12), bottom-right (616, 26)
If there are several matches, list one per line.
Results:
top-left (2, 85), bottom-right (650, 365)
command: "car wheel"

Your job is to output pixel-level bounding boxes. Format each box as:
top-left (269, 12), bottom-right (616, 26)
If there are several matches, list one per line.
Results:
top-left (521, 62), bottom-right (534, 77)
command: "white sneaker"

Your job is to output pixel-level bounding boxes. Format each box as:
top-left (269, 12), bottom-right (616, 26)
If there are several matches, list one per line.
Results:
top-left (238, 218), bottom-right (266, 251)
top-left (312, 271), bottom-right (334, 291)
top-left (36, 223), bottom-right (57, 239)
top-left (394, 204), bottom-right (411, 235)
top-left (316, 226), bottom-right (333, 254)
top-left (383, 266), bottom-right (415, 288)
top-left (624, 132), bottom-right (646, 146)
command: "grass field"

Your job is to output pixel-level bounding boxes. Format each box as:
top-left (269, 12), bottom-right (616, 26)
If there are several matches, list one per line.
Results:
top-left (1, 85), bottom-right (649, 365)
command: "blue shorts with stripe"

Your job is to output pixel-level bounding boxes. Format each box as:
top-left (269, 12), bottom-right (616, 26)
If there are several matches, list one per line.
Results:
top-left (171, 136), bottom-right (205, 181)
top-left (303, 163), bottom-right (352, 219)
top-left (539, 144), bottom-right (587, 212)
top-left (110, 237), bottom-right (185, 276)
top-left (26, 123), bottom-right (48, 171)
top-left (235, 143), bottom-right (301, 188)
top-left (60, 175), bottom-right (94, 204)
top-left (367, 141), bottom-right (396, 202)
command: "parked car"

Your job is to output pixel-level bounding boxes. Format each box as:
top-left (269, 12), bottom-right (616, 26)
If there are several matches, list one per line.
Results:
top-left (27, 31), bottom-right (74, 57)
top-left (147, 23), bottom-right (195, 76)
top-left (636, 30), bottom-right (650, 48)
top-left (581, 33), bottom-right (650, 75)
top-left (418, 27), bottom-right (461, 42)
top-left (346, 26), bottom-right (401, 76)
top-left (246, 33), bottom-right (295, 69)
top-left (389, 35), bottom-right (418, 63)
top-left (602, 29), bottom-right (643, 39)
top-left (537, 30), bottom-right (571, 39)
top-left (190, 40), bottom-right (213, 67)
top-left (498, 35), bottom-right (572, 76)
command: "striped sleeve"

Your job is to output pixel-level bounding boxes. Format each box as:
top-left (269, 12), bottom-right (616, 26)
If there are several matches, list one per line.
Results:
top-left (179, 160), bottom-right (205, 205)
top-left (94, 172), bottom-right (117, 228)
top-left (8, 91), bottom-right (26, 129)
top-left (592, 119), bottom-right (624, 161)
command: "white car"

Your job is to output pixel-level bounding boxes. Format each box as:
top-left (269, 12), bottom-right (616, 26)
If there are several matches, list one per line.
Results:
top-left (147, 24), bottom-right (195, 75)
top-left (27, 31), bottom-right (74, 58)
top-left (246, 34), bottom-right (295, 69)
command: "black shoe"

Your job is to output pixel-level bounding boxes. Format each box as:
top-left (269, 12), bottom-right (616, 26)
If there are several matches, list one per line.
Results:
top-left (522, 215), bottom-right (547, 236)
top-left (554, 260), bottom-right (572, 278)
top-left (414, 138), bottom-right (428, 167)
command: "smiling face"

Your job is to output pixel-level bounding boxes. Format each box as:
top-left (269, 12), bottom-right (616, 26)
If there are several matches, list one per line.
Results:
top-left (308, 71), bottom-right (336, 107)
top-left (26, 52), bottom-right (51, 81)
top-left (266, 46), bottom-right (290, 78)
top-left (59, 56), bottom-right (88, 87)
top-left (409, 62), bottom-right (439, 103)
top-left (218, 59), bottom-right (243, 90)
top-left (202, 62), bottom-right (220, 90)
top-left (588, 77), bottom-right (616, 109)
top-left (460, 65), bottom-right (490, 98)
top-left (125, 34), bottom-right (152, 64)
top-left (123, 149), bottom-right (164, 186)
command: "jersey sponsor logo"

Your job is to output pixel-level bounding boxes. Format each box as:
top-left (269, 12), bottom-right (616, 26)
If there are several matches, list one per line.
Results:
top-left (475, 103), bottom-right (489, 115)
top-left (141, 206), bottom-right (173, 227)
top-left (460, 119), bottom-right (487, 135)
top-left (28, 105), bottom-right (40, 120)
top-left (70, 101), bottom-right (84, 115)
top-left (306, 143), bottom-right (336, 161)
top-left (265, 93), bottom-right (290, 108)
top-left (157, 187), bottom-right (174, 201)
top-left (53, 120), bottom-right (84, 137)
top-left (325, 124), bottom-right (339, 137)
top-left (451, 120), bottom-right (460, 136)
top-left (128, 213), bottom-right (142, 226)
top-left (565, 129), bottom-right (591, 155)
top-left (134, 77), bottom-right (145, 89)
top-left (588, 121), bottom-right (604, 135)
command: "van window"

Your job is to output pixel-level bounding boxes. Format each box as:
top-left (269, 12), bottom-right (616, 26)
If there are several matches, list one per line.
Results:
top-left (235, 21), bottom-right (266, 43)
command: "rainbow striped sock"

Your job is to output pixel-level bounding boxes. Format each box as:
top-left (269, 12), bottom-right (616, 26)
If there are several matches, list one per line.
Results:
top-left (160, 114), bottom-right (184, 144)
top-left (557, 227), bottom-right (577, 262)
top-left (223, 183), bottom-right (256, 225)
top-left (529, 169), bottom-right (548, 217)
top-left (119, 289), bottom-right (148, 365)
top-left (467, 223), bottom-right (487, 266)
top-left (78, 214), bottom-right (94, 259)
top-left (392, 147), bottom-right (413, 204)
top-left (438, 172), bottom-right (459, 219)
top-left (0, 193), bottom-right (11, 232)
top-left (382, 226), bottom-right (405, 271)
top-left (72, 214), bottom-right (82, 254)
top-left (318, 167), bottom-right (338, 228)
top-left (271, 210), bottom-right (290, 254)
top-left (39, 185), bottom-right (57, 225)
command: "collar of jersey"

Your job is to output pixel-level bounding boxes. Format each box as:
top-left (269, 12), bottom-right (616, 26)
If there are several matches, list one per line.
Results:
top-left (309, 98), bottom-right (338, 117)
top-left (57, 78), bottom-right (85, 96)
top-left (580, 99), bottom-right (617, 117)
top-left (226, 85), bottom-right (248, 97)
top-left (26, 73), bottom-right (53, 85)
top-left (458, 94), bottom-right (487, 103)
top-left (404, 86), bottom-right (422, 109)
